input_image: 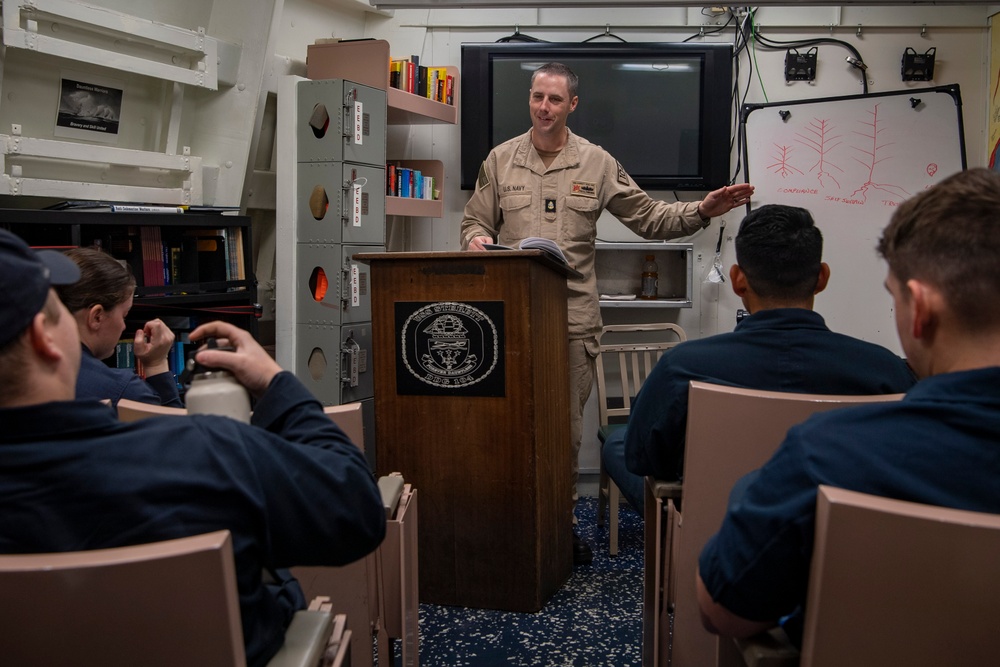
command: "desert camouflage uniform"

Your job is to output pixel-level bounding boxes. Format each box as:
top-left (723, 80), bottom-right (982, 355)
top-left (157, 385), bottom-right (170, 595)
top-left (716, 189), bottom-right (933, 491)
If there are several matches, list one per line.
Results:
top-left (460, 128), bottom-right (711, 501)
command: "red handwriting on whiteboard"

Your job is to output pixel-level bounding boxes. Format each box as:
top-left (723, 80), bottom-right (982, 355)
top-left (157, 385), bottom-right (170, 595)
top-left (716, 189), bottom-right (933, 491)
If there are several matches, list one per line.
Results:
top-left (796, 118), bottom-right (844, 188)
top-left (849, 104), bottom-right (909, 203)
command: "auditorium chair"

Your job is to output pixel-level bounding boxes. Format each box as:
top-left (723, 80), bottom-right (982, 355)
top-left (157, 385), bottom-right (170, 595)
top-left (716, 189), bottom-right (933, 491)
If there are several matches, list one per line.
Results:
top-left (0, 530), bottom-right (349, 667)
top-left (113, 399), bottom-right (419, 667)
top-left (644, 381), bottom-right (903, 667)
top-left (720, 485), bottom-right (1000, 667)
top-left (595, 322), bottom-right (686, 556)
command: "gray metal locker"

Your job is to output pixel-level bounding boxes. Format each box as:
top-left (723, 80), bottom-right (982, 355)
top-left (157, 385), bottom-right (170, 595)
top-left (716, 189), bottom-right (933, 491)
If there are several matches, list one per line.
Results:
top-left (296, 161), bottom-right (386, 245)
top-left (296, 243), bottom-right (378, 326)
top-left (297, 79), bottom-right (386, 166)
top-left (295, 322), bottom-right (374, 406)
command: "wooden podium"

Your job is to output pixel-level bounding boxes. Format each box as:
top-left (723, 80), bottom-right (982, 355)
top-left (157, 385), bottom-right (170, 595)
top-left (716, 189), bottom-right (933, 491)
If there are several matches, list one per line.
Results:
top-left (356, 250), bottom-right (576, 612)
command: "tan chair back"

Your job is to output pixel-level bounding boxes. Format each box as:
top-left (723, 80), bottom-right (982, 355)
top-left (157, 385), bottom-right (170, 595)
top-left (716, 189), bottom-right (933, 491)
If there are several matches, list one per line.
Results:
top-left (116, 399), bottom-right (365, 451)
top-left (0, 530), bottom-right (247, 666)
top-left (116, 397), bottom-right (187, 421)
top-left (324, 403), bottom-right (364, 452)
top-left (801, 485), bottom-right (1000, 666)
top-left (669, 382), bottom-right (903, 667)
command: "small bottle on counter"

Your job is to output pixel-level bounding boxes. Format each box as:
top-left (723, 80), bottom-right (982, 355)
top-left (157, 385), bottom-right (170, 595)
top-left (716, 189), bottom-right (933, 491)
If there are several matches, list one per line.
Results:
top-left (640, 255), bottom-right (658, 300)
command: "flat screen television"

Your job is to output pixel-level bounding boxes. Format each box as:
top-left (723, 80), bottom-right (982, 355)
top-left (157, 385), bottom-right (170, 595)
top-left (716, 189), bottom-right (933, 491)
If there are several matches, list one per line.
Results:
top-left (461, 42), bottom-right (734, 192)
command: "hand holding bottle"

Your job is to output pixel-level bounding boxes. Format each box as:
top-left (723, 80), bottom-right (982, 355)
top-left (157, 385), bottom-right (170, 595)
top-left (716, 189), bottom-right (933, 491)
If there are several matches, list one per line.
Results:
top-left (188, 321), bottom-right (282, 399)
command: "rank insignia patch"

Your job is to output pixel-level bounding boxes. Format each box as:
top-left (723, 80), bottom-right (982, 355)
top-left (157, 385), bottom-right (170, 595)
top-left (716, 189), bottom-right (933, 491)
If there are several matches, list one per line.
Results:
top-left (545, 198), bottom-right (557, 213)
top-left (616, 161), bottom-right (629, 185)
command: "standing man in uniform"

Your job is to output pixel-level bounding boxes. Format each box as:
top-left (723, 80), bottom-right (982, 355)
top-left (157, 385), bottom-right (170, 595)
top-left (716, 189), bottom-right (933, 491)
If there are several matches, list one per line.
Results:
top-left (460, 62), bottom-right (754, 564)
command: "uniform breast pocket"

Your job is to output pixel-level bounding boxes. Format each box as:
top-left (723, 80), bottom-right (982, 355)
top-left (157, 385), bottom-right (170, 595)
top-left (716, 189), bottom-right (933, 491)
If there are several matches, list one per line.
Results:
top-left (498, 194), bottom-right (533, 237)
top-left (563, 195), bottom-right (601, 242)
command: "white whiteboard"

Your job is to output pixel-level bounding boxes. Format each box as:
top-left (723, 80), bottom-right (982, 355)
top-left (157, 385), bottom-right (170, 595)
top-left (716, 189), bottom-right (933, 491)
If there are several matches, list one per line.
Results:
top-left (742, 85), bottom-right (966, 353)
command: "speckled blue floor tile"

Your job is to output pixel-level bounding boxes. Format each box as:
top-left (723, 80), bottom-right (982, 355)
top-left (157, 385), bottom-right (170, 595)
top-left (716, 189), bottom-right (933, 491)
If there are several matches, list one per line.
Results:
top-left (395, 496), bottom-right (644, 666)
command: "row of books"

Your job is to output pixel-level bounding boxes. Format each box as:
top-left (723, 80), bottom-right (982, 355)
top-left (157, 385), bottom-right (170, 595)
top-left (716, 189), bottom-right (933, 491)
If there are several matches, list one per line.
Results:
top-left (387, 164), bottom-right (438, 201)
top-left (96, 226), bottom-right (246, 291)
top-left (389, 55), bottom-right (455, 106)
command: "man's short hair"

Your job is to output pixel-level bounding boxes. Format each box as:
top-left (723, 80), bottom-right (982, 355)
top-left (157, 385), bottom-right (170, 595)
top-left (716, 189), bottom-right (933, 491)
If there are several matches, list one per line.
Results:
top-left (878, 167), bottom-right (1000, 332)
top-left (531, 62), bottom-right (579, 98)
top-left (735, 204), bottom-right (823, 301)
top-left (56, 247), bottom-right (136, 315)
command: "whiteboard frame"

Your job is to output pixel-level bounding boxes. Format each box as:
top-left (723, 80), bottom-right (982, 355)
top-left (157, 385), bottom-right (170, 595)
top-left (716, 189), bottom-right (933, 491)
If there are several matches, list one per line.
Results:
top-left (740, 84), bottom-right (967, 180)
top-left (738, 85), bottom-right (967, 354)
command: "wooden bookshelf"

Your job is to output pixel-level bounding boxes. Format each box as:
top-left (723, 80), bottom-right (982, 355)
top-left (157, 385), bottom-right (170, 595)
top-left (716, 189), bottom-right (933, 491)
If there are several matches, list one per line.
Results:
top-left (307, 39), bottom-right (458, 122)
top-left (307, 39), bottom-right (457, 221)
top-left (386, 85), bottom-right (457, 125)
top-left (386, 159), bottom-right (445, 217)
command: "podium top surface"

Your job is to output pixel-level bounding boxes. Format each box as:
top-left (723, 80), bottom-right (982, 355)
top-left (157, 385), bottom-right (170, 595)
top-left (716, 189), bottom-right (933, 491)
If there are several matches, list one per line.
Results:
top-left (353, 250), bottom-right (583, 280)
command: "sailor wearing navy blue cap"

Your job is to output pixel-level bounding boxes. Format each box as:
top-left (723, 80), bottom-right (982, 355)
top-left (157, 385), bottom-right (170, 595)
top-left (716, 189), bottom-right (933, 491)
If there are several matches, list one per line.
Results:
top-left (0, 228), bottom-right (81, 350)
top-left (0, 227), bottom-right (386, 666)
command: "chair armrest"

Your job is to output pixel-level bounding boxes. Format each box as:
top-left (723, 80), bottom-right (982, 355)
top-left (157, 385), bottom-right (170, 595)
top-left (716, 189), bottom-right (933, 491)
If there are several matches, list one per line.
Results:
top-left (266, 609), bottom-right (334, 667)
top-left (378, 474), bottom-right (405, 518)
top-left (727, 627), bottom-right (801, 667)
top-left (650, 479), bottom-right (683, 500)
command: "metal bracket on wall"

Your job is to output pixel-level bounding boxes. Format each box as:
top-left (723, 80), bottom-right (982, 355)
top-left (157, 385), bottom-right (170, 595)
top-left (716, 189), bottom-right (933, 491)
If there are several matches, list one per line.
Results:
top-left (2, 0), bottom-right (235, 90)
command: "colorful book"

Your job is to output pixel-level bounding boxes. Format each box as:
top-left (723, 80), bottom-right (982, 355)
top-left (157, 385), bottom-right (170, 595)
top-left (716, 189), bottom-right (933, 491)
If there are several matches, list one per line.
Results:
top-left (399, 168), bottom-right (411, 198)
top-left (139, 226), bottom-right (164, 288)
top-left (389, 59), bottom-right (406, 89)
top-left (416, 65), bottom-right (428, 98)
top-left (233, 227), bottom-right (246, 282)
top-left (429, 68), bottom-right (448, 102)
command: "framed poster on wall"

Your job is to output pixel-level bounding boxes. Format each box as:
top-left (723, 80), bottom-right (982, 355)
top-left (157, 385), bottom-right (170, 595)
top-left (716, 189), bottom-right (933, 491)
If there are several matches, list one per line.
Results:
top-left (54, 70), bottom-right (124, 144)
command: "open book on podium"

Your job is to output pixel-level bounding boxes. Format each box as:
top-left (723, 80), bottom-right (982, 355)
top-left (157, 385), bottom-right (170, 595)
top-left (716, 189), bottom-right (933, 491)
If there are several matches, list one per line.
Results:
top-left (483, 237), bottom-right (567, 265)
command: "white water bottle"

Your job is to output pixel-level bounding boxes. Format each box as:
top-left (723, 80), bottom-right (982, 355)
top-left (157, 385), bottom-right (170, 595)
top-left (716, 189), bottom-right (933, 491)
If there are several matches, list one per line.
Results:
top-left (183, 339), bottom-right (251, 423)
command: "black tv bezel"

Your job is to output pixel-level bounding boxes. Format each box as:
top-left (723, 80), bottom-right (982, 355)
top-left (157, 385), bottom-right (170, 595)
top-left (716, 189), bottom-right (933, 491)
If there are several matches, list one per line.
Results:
top-left (460, 41), bottom-right (734, 192)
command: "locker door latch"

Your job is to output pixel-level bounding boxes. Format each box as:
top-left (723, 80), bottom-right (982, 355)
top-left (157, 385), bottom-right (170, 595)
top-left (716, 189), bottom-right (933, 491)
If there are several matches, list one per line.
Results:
top-left (342, 170), bottom-right (367, 228)
top-left (341, 335), bottom-right (361, 388)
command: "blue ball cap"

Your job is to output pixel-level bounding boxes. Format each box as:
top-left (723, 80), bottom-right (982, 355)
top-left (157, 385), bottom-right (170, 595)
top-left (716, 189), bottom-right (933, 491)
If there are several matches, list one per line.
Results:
top-left (0, 228), bottom-right (81, 348)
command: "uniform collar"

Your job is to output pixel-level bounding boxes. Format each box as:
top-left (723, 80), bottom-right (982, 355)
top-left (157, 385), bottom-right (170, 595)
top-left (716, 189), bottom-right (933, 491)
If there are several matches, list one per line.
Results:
top-left (0, 399), bottom-right (119, 444)
top-left (734, 308), bottom-right (829, 333)
top-left (904, 366), bottom-right (1000, 407)
top-left (514, 128), bottom-right (581, 174)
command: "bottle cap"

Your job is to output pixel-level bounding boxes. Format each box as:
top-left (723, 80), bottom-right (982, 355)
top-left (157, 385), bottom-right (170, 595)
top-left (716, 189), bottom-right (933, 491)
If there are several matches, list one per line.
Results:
top-left (179, 337), bottom-right (236, 388)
